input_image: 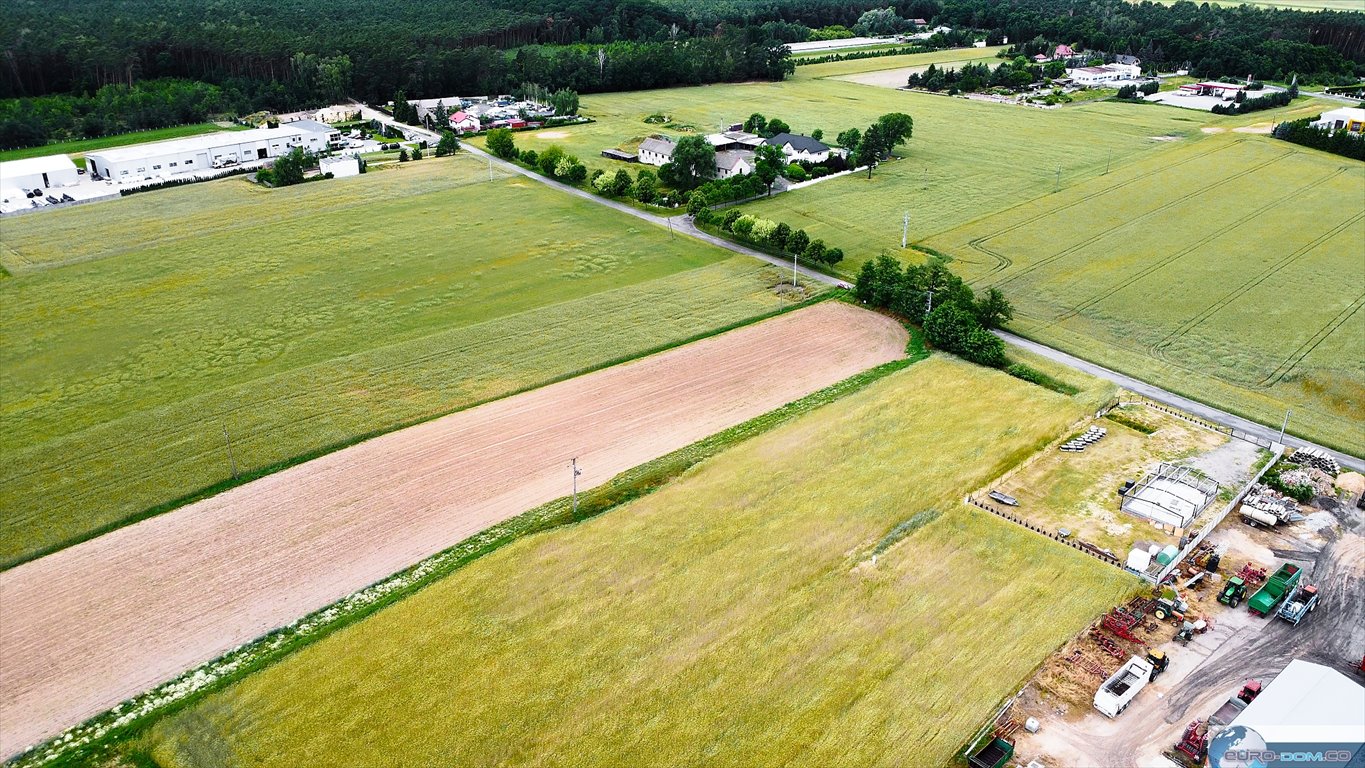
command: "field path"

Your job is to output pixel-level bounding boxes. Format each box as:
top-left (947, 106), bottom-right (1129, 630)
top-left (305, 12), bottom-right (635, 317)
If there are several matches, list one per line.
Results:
top-left (0, 302), bottom-right (906, 757)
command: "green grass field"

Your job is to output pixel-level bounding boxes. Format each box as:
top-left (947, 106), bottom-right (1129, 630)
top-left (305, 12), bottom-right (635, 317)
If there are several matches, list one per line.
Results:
top-left (0, 123), bottom-right (245, 163)
top-left (924, 136), bottom-right (1365, 456)
top-left (0, 154), bottom-right (804, 567)
top-left (133, 356), bottom-right (1133, 768)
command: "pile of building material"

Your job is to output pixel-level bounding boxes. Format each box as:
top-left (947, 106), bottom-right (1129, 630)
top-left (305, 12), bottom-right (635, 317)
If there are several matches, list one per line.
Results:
top-left (1060, 426), bottom-right (1107, 453)
top-left (1278, 467), bottom-right (1336, 497)
top-left (1240, 484), bottom-right (1303, 527)
top-left (1288, 447), bottom-right (1339, 475)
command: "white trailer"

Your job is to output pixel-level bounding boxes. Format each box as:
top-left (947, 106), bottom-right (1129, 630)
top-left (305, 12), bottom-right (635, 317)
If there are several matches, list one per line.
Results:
top-left (1094, 656), bottom-right (1154, 717)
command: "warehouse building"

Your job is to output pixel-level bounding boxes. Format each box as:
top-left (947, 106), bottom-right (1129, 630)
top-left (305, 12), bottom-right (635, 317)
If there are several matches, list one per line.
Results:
top-left (0, 155), bottom-right (80, 191)
top-left (1211, 659), bottom-right (1365, 763)
top-left (85, 124), bottom-right (333, 183)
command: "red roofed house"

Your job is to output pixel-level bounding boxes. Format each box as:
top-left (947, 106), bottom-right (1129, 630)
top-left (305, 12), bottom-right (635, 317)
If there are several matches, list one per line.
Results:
top-left (448, 111), bottom-right (481, 134)
top-left (1053, 44), bottom-right (1076, 60)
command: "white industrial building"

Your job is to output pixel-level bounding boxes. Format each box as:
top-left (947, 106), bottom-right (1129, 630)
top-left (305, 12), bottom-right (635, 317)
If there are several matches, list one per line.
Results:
top-left (1219, 660), bottom-right (1365, 755)
top-left (85, 124), bottom-right (334, 183)
top-left (0, 155), bottom-right (80, 191)
top-left (1067, 63), bottom-right (1141, 86)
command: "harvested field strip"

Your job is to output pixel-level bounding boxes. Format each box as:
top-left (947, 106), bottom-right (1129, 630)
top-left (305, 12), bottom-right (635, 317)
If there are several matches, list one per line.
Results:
top-left (134, 357), bottom-right (1133, 768)
top-left (0, 302), bottom-right (906, 756)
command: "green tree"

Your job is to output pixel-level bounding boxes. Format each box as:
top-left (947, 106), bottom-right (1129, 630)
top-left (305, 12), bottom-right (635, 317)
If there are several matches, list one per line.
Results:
top-left (435, 131), bottom-right (460, 157)
top-left (804, 239), bottom-right (827, 264)
top-left (787, 228), bottom-right (810, 255)
top-left (567, 162), bottom-right (588, 184)
top-left (811, 128), bottom-right (823, 141)
top-left (410, 144), bottom-right (423, 160)
top-left (486, 127), bottom-right (517, 159)
top-left (753, 143), bottom-right (786, 196)
top-left (766, 118), bottom-right (791, 135)
top-left (722, 208), bottom-right (743, 231)
top-left (836, 128), bottom-right (861, 149)
top-left (632, 170), bottom-right (658, 203)
top-left (611, 168), bottom-right (633, 195)
top-left (398, 147), bottom-right (410, 162)
top-left (537, 146), bottom-right (565, 176)
top-left (771, 221), bottom-right (791, 249)
top-left (743, 113), bottom-right (767, 134)
top-left (550, 88), bottom-right (580, 116)
top-left (825, 247), bottom-right (844, 265)
top-left (668, 135), bottom-right (716, 191)
top-left (520, 149), bottom-right (539, 167)
top-left (687, 194), bottom-right (709, 216)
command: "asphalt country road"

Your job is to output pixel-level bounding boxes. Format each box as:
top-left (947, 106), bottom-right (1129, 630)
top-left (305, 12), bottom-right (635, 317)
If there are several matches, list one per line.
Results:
top-left (363, 107), bottom-right (1362, 473)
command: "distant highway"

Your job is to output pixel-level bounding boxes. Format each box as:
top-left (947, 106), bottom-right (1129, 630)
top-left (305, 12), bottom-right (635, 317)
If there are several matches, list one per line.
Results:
top-left (360, 104), bottom-right (1362, 472)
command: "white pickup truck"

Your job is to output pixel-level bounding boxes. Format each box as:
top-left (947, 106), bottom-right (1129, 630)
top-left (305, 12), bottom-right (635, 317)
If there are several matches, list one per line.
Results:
top-left (1093, 655), bottom-right (1155, 717)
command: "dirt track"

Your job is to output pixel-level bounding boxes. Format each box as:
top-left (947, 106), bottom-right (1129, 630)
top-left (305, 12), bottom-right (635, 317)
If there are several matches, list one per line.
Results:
top-left (0, 301), bottom-right (906, 757)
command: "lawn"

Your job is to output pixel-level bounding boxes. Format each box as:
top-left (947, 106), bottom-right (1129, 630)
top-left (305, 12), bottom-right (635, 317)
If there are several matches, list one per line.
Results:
top-left (133, 356), bottom-right (1135, 768)
top-left (0, 123), bottom-right (246, 162)
top-left (0, 153), bottom-right (804, 567)
top-left (924, 135), bottom-right (1365, 457)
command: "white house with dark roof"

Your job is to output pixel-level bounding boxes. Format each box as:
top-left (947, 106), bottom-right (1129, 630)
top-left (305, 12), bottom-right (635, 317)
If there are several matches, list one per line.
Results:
top-left (765, 132), bottom-right (831, 163)
top-left (638, 137), bottom-right (676, 166)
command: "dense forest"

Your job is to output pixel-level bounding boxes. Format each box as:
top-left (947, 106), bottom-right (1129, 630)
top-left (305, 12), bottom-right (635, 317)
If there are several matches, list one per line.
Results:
top-left (2, 0), bottom-right (1361, 150)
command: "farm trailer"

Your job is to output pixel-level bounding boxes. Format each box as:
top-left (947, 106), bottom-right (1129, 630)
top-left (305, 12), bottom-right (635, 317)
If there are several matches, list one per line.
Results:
top-left (1248, 563), bottom-right (1302, 616)
top-left (1277, 584), bottom-right (1319, 626)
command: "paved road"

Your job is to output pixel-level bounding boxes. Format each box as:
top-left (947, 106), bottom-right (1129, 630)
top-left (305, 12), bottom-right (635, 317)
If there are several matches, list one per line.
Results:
top-left (363, 106), bottom-right (1361, 471)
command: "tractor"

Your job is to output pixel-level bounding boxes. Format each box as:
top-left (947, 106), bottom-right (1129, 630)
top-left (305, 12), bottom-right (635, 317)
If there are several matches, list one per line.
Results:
top-left (1218, 576), bottom-right (1247, 609)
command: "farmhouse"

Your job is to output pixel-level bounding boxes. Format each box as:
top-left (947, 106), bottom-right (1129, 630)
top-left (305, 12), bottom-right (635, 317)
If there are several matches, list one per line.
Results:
top-left (86, 124), bottom-right (334, 182)
top-left (765, 132), bottom-right (831, 163)
top-left (448, 111), bottom-right (481, 134)
top-left (1053, 44), bottom-right (1076, 60)
top-left (638, 137), bottom-right (676, 166)
top-left (1313, 107), bottom-right (1365, 134)
top-left (715, 150), bottom-right (755, 178)
top-left (0, 155), bottom-right (79, 191)
top-left (1066, 63), bottom-right (1141, 86)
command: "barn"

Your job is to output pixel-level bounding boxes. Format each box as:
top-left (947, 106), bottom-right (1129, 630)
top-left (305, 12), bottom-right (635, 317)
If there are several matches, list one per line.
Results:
top-left (85, 125), bottom-right (333, 183)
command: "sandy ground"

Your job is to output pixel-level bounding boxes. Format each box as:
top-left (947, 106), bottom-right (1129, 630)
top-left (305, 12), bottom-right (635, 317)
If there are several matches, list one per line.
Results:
top-left (532, 130), bottom-right (571, 139)
top-left (0, 302), bottom-right (906, 757)
top-left (1008, 490), bottom-right (1365, 767)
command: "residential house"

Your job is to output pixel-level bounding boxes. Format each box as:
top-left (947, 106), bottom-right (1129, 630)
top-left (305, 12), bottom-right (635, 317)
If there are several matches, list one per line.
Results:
top-left (765, 133), bottom-right (831, 163)
top-left (638, 137), bottom-right (676, 166)
top-left (1053, 44), bottom-right (1076, 60)
top-left (714, 150), bottom-right (755, 178)
top-left (448, 111), bottom-right (481, 134)
top-left (705, 131), bottom-right (765, 151)
top-left (1313, 107), bottom-right (1365, 134)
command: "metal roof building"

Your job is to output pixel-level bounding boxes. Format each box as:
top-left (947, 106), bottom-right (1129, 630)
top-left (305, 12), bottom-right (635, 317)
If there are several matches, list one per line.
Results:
top-left (85, 125), bottom-right (333, 183)
top-left (0, 155), bottom-right (80, 191)
top-left (1230, 659), bottom-right (1365, 748)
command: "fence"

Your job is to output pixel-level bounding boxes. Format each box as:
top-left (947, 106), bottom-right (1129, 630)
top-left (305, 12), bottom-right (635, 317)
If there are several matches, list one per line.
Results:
top-left (965, 496), bottom-right (1124, 569)
top-left (1122, 395), bottom-right (1276, 450)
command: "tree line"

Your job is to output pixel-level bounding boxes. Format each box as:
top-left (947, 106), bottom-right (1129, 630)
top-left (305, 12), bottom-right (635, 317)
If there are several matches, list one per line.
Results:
top-left (1273, 116), bottom-right (1365, 161)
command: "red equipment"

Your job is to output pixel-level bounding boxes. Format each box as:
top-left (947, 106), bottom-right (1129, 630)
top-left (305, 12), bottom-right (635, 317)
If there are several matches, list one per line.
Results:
top-left (1238, 563), bottom-right (1268, 585)
top-left (1238, 680), bottom-right (1262, 703)
top-left (1175, 720), bottom-right (1207, 763)
top-left (1103, 609), bottom-right (1145, 643)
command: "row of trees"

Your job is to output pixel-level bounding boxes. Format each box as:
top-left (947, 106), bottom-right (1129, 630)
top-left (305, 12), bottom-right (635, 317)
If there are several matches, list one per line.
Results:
top-left (1116, 82), bottom-right (1160, 100)
top-left (855, 254), bottom-right (1012, 367)
top-left (0, 79), bottom-right (238, 150)
top-left (701, 208), bottom-right (846, 268)
top-left (1273, 118), bottom-right (1365, 161)
top-left (907, 59), bottom-right (1059, 93)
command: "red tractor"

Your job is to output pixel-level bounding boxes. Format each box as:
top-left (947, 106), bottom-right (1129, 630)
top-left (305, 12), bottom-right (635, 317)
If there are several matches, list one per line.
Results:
top-left (1174, 720), bottom-right (1207, 764)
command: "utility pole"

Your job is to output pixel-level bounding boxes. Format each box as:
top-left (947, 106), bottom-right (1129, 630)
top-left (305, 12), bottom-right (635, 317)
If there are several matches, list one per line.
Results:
top-left (222, 424), bottom-right (238, 479)
top-left (1278, 409), bottom-right (1292, 444)
top-left (571, 458), bottom-right (582, 515)
top-left (792, 249), bottom-right (799, 287)
top-left (901, 210), bottom-right (910, 249)
top-left (667, 216), bottom-right (674, 239)
top-left (488, 155), bottom-right (493, 181)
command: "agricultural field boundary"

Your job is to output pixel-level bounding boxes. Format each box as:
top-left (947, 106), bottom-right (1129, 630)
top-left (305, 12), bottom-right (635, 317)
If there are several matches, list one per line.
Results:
top-left (8, 321), bottom-right (927, 768)
top-left (1, 290), bottom-right (831, 572)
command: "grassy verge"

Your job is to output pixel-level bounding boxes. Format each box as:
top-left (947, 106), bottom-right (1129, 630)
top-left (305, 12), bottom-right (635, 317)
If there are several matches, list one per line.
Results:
top-left (15, 319), bottom-right (924, 768)
top-left (1005, 362), bottom-right (1081, 396)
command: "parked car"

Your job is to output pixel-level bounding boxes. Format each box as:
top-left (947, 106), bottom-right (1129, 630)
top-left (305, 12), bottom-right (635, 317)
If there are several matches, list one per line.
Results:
top-left (46, 195), bottom-right (61, 204)
top-left (61, 193), bottom-right (75, 202)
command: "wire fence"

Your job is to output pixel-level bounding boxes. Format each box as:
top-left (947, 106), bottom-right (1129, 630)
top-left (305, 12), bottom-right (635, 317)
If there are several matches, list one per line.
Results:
top-left (965, 495), bottom-right (1124, 569)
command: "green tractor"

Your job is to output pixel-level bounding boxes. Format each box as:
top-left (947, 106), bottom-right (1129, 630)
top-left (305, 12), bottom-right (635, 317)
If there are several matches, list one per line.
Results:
top-left (1218, 576), bottom-right (1247, 609)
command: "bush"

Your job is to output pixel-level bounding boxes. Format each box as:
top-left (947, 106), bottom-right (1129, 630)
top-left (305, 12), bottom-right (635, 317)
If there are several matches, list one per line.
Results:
top-left (786, 229), bottom-right (809, 255)
top-left (520, 149), bottom-right (539, 167)
top-left (592, 172), bottom-right (615, 193)
top-left (784, 163), bottom-right (808, 182)
top-left (721, 209), bottom-right (743, 231)
top-left (771, 222), bottom-right (791, 249)
top-left (486, 127), bottom-right (517, 159)
top-left (804, 239), bottom-right (827, 263)
top-left (1006, 363), bottom-right (1081, 395)
top-left (732, 214), bottom-right (757, 239)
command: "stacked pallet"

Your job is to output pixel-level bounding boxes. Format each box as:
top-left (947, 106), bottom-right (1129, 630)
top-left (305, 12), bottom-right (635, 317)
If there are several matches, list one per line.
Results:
top-left (1060, 426), bottom-right (1107, 453)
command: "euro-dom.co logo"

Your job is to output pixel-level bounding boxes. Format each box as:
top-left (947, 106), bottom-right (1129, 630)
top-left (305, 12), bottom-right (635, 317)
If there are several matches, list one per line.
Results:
top-left (1209, 725), bottom-right (1359, 768)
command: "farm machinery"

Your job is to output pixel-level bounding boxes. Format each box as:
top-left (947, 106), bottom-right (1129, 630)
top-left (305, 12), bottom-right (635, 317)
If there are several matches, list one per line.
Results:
top-left (1248, 563), bottom-right (1302, 616)
top-left (1174, 720), bottom-right (1208, 765)
top-left (1218, 576), bottom-right (1248, 608)
top-left (1277, 584), bottom-right (1319, 625)
top-left (1172, 681), bottom-right (1262, 765)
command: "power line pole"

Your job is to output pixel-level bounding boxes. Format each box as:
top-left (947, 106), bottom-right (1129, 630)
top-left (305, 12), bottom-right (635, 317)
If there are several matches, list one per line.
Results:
top-left (1278, 409), bottom-right (1292, 444)
top-left (571, 457), bottom-right (582, 515)
top-left (222, 424), bottom-right (238, 479)
top-left (792, 248), bottom-right (799, 287)
top-left (901, 210), bottom-right (909, 249)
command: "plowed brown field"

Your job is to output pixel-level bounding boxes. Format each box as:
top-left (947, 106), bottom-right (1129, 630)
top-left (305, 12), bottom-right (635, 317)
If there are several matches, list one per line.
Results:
top-left (0, 301), bottom-right (905, 756)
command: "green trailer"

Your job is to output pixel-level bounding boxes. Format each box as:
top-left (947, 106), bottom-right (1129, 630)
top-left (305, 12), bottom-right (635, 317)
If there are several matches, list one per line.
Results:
top-left (968, 737), bottom-right (1014, 768)
top-left (1248, 563), bottom-right (1301, 616)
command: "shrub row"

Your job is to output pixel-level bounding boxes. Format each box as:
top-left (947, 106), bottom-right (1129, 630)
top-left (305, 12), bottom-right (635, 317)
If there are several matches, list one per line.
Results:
top-left (1273, 117), bottom-right (1365, 161)
top-left (698, 208), bottom-right (845, 267)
